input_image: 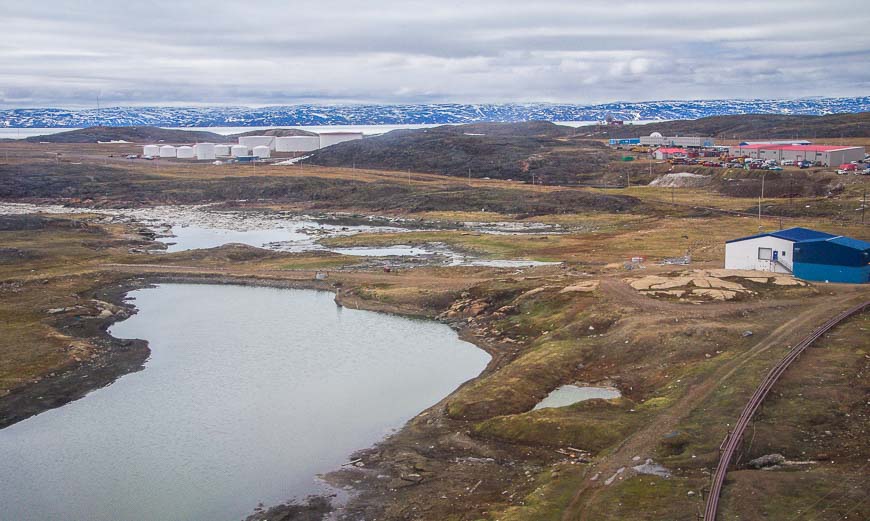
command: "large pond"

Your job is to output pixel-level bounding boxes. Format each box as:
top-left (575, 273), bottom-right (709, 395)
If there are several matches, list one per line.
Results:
top-left (0, 284), bottom-right (490, 521)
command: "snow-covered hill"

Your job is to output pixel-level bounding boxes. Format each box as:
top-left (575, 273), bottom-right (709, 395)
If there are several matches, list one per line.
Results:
top-left (1, 97), bottom-right (868, 128)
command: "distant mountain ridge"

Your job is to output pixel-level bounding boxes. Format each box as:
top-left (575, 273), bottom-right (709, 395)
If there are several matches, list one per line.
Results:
top-left (1, 97), bottom-right (868, 128)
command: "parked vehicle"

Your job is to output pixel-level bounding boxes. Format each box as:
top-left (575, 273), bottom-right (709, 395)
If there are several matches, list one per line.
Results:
top-left (781, 160), bottom-right (795, 166)
top-left (798, 160), bottom-right (812, 169)
top-left (767, 166), bottom-right (783, 171)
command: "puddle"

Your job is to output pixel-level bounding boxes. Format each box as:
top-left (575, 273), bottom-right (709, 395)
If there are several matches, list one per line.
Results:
top-left (533, 385), bottom-right (621, 410)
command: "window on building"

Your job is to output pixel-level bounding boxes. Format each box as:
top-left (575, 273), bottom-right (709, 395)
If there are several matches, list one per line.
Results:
top-left (782, 251), bottom-right (786, 257)
top-left (758, 247), bottom-right (772, 260)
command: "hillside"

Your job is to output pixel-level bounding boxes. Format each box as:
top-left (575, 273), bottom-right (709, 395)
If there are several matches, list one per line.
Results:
top-left (305, 121), bottom-right (617, 185)
top-left (581, 112), bottom-right (870, 139)
top-left (229, 128), bottom-right (317, 138)
top-left (2, 97), bottom-right (868, 127)
top-left (22, 126), bottom-right (231, 144)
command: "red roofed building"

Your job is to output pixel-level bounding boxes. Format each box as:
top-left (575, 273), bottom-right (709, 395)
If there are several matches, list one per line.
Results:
top-left (654, 147), bottom-right (687, 160)
top-left (729, 143), bottom-right (864, 166)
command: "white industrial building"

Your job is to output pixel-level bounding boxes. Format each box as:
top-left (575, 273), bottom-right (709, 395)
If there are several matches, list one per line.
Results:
top-left (239, 136), bottom-right (277, 151)
top-left (276, 136), bottom-right (321, 152)
top-left (728, 144), bottom-right (865, 167)
top-left (252, 145), bottom-right (271, 158)
top-left (640, 132), bottom-right (715, 147)
top-left (318, 132), bottom-right (363, 148)
top-left (193, 143), bottom-right (216, 160)
top-left (159, 145), bottom-right (177, 158)
top-left (143, 145), bottom-right (160, 157)
top-left (231, 145), bottom-right (249, 157)
top-left (176, 146), bottom-right (195, 159)
top-left (724, 227), bottom-right (839, 273)
top-left (214, 144), bottom-right (231, 157)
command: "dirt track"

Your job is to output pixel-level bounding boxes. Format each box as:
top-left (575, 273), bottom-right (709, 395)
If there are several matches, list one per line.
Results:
top-left (562, 289), bottom-right (868, 521)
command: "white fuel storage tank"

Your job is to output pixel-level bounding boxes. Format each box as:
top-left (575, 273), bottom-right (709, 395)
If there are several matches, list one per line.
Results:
top-left (318, 132), bottom-right (363, 148)
top-left (214, 144), bottom-right (231, 157)
top-left (159, 145), bottom-right (177, 158)
top-left (143, 145), bottom-right (160, 157)
top-left (231, 145), bottom-right (249, 157)
top-left (194, 143), bottom-right (216, 160)
top-left (176, 146), bottom-right (195, 159)
top-left (252, 145), bottom-right (271, 158)
top-left (239, 136), bottom-right (277, 150)
top-left (276, 136), bottom-right (321, 152)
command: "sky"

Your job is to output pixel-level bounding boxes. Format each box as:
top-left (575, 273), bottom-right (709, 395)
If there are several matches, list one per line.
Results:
top-left (2, 0), bottom-right (869, 108)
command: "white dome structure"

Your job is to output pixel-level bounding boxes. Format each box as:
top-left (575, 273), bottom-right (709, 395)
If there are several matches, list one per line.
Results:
top-left (194, 143), bottom-right (216, 160)
top-left (159, 145), bottom-right (177, 158)
top-left (276, 136), bottom-right (321, 152)
top-left (143, 145), bottom-right (160, 157)
top-left (231, 145), bottom-right (249, 157)
top-left (176, 146), bottom-right (195, 159)
top-left (214, 144), bottom-right (231, 157)
top-left (239, 136), bottom-right (277, 150)
top-left (650, 132), bottom-right (663, 138)
top-left (252, 145), bottom-right (271, 158)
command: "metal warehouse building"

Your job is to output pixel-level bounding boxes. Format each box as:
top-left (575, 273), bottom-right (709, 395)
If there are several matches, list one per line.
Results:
top-left (728, 144), bottom-right (865, 166)
top-left (725, 227), bottom-right (869, 283)
top-left (639, 133), bottom-right (715, 147)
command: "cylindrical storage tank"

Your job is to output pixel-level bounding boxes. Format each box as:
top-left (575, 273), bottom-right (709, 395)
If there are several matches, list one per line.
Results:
top-left (194, 143), bottom-right (216, 160)
top-left (176, 146), bottom-right (195, 159)
top-left (252, 145), bottom-right (271, 158)
top-left (143, 145), bottom-right (160, 157)
top-left (214, 144), bottom-right (231, 157)
top-left (159, 145), bottom-right (177, 158)
top-left (239, 136), bottom-right (277, 150)
top-left (276, 136), bottom-right (321, 152)
top-left (231, 145), bottom-right (249, 157)
top-left (318, 132), bottom-right (363, 148)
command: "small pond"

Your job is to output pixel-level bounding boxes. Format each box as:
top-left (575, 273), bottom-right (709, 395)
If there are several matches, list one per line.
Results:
top-left (533, 385), bottom-right (621, 410)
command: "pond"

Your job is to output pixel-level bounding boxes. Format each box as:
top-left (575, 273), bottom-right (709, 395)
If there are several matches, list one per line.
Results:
top-left (533, 385), bottom-right (621, 410)
top-left (0, 284), bottom-right (489, 521)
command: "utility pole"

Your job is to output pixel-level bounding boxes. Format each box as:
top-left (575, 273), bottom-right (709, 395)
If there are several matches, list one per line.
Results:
top-left (758, 173), bottom-right (765, 226)
top-left (863, 188), bottom-right (866, 225)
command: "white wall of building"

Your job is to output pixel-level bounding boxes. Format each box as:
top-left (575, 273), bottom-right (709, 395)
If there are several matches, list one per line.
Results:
top-left (252, 145), bottom-right (271, 158)
top-left (276, 136), bottom-right (321, 152)
top-left (159, 145), bottom-right (177, 158)
top-left (214, 144), bottom-right (231, 157)
top-left (176, 146), bottom-right (195, 159)
top-left (231, 145), bottom-right (249, 157)
top-left (194, 143), bottom-right (216, 160)
top-left (724, 236), bottom-right (794, 273)
top-left (143, 145), bottom-right (160, 157)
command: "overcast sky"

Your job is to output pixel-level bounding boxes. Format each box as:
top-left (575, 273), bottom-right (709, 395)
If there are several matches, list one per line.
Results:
top-left (2, 0), bottom-right (868, 108)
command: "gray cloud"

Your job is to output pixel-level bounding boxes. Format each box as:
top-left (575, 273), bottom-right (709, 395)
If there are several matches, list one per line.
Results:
top-left (1, 0), bottom-right (868, 107)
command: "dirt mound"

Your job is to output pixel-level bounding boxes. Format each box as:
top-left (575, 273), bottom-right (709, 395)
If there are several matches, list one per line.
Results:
top-left (649, 172), bottom-right (712, 188)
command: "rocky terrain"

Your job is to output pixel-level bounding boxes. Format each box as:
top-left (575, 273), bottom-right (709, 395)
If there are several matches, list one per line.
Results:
top-left (2, 97), bottom-right (868, 128)
top-left (581, 112), bottom-right (870, 139)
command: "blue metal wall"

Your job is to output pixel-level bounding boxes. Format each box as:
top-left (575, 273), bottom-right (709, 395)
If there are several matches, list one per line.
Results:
top-left (793, 262), bottom-right (870, 284)
top-left (793, 241), bottom-right (869, 266)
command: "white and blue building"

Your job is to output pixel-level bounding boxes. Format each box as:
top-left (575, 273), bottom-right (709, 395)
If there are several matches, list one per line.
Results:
top-left (725, 227), bottom-right (870, 284)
